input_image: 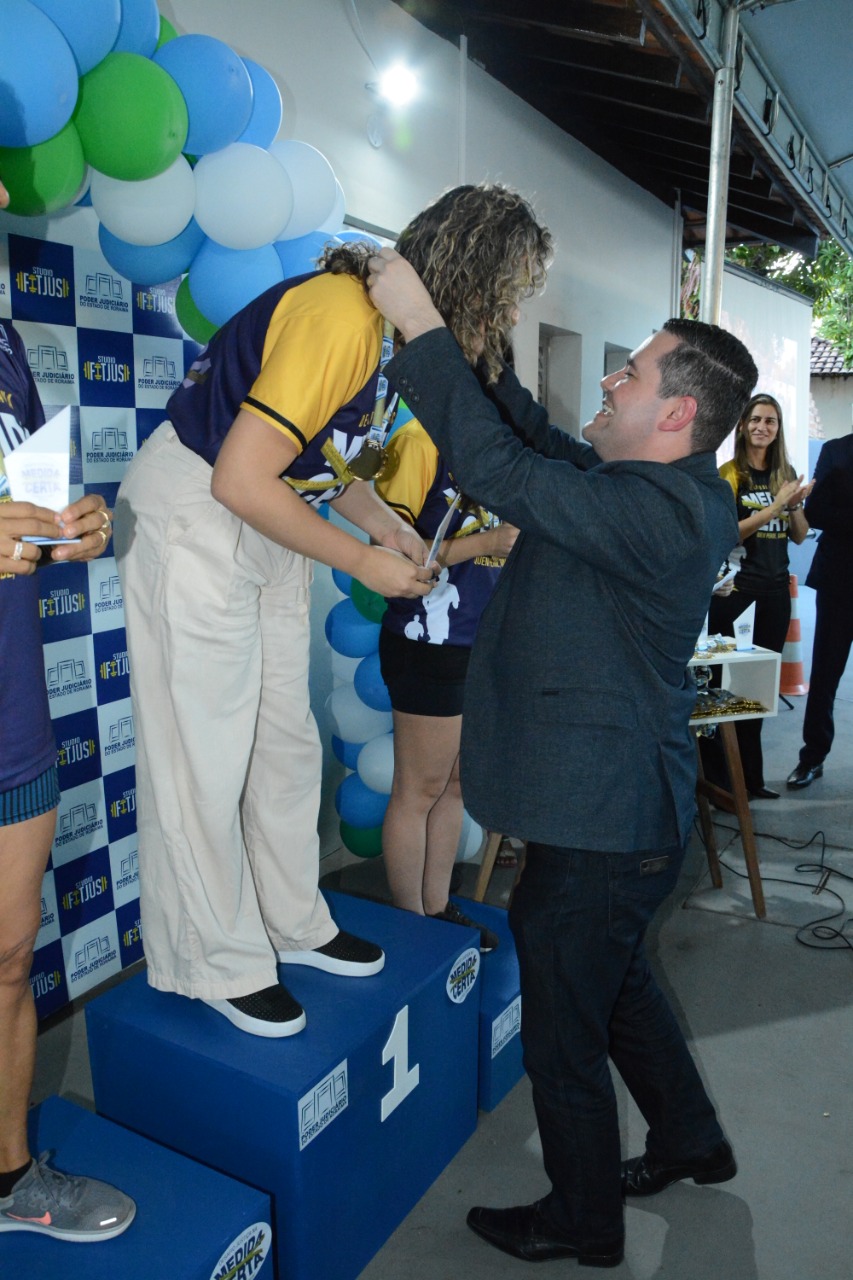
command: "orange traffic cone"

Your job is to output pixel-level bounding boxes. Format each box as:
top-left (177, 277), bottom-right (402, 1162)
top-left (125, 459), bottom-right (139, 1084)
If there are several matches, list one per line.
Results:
top-left (780, 574), bottom-right (809, 696)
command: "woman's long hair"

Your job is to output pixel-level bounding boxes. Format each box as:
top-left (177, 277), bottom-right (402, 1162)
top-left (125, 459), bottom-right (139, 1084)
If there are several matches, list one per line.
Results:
top-left (731, 393), bottom-right (795, 496)
top-left (321, 184), bottom-right (551, 383)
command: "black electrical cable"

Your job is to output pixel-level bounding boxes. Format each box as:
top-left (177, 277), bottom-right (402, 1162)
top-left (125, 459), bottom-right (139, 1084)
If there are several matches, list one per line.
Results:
top-left (691, 819), bottom-right (853, 952)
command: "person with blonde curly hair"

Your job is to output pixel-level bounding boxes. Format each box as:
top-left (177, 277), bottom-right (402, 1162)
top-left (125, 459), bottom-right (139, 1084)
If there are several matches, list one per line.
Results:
top-left (115, 183), bottom-right (550, 1038)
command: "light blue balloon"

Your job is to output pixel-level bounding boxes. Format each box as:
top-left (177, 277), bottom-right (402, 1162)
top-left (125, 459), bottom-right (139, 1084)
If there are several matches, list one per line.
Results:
top-left (111, 0), bottom-right (159, 56)
top-left (154, 34), bottom-right (253, 156)
top-left (237, 59), bottom-right (283, 148)
top-left (274, 231), bottom-right (340, 281)
top-left (188, 239), bottom-right (283, 329)
top-left (331, 734), bottom-right (363, 771)
top-left (387, 399), bottom-right (414, 440)
top-left (99, 217), bottom-right (205, 286)
top-left (30, 0), bottom-right (121, 74)
top-left (324, 598), bottom-right (381, 659)
top-left (0, 0), bottom-right (79, 147)
top-left (354, 651), bottom-right (392, 713)
top-left (335, 774), bottom-right (389, 829)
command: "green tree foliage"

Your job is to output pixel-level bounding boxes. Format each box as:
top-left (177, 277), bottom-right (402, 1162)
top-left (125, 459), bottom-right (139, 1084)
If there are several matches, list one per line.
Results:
top-left (727, 240), bottom-right (853, 365)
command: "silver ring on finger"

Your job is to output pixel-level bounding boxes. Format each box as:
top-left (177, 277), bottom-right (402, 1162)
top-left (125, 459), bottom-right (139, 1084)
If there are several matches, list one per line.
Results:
top-left (11, 541), bottom-right (24, 561)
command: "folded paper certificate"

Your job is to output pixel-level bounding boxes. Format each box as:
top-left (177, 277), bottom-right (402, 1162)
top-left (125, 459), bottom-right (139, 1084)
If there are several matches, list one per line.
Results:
top-left (3, 407), bottom-right (79, 543)
top-left (426, 493), bottom-right (461, 566)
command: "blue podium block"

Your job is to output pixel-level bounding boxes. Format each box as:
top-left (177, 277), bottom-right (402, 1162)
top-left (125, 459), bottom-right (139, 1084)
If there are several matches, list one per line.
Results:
top-left (5, 1096), bottom-right (272, 1279)
top-left (86, 892), bottom-right (480, 1280)
top-left (452, 898), bottom-right (525, 1111)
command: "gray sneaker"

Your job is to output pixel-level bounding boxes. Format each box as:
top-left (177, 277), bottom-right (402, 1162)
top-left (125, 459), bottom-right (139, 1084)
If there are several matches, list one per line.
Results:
top-left (0, 1153), bottom-right (136, 1242)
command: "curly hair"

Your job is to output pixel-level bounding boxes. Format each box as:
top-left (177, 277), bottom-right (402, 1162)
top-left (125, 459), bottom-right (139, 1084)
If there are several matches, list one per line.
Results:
top-left (730, 393), bottom-right (796, 495)
top-left (321, 184), bottom-right (552, 382)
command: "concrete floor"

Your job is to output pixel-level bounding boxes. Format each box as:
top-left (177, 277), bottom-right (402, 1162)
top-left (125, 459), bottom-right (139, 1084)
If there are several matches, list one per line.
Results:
top-left (33, 582), bottom-right (853, 1280)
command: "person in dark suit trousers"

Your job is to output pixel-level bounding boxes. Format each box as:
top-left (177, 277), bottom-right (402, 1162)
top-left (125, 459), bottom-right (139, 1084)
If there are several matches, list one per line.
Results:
top-left (366, 247), bottom-right (758, 1269)
top-left (787, 431), bottom-right (853, 788)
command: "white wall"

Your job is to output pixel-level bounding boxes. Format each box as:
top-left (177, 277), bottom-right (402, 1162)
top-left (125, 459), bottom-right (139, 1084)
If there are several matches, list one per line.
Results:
top-left (720, 265), bottom-right (812, 481)
top-left (811, 378), bottom-right (853, 441)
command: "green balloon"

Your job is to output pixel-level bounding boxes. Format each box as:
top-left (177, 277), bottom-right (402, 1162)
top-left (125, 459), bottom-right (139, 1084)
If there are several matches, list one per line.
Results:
top-left (351, 578), bottom-right (388, 623)
top-left (74, 53), bottom-right (188, 181)
top-left (0, 122), bottom-right (85, 216)
top-left (340, 820), bottom-right (383, 859)
top-left (156, 16), bottom-right (178, 49)
top-left (175, 276), bottom-right (218, 345)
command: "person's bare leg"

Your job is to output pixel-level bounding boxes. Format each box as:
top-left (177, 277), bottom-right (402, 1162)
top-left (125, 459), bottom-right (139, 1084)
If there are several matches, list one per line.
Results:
top-left (382, 710), bottom-right (462, 914)
top-left (422, 752), bottom-right (464, 915)
top-left (0, 809), bottom-right (56, 1174)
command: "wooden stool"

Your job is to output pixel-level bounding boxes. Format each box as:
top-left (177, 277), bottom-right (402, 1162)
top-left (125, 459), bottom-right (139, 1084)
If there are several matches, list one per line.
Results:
top-left (472, 831), bottom-right (526, 904)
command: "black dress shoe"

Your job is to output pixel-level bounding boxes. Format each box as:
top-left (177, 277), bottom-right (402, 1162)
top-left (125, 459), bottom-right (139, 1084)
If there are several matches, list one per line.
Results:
top-left (786, 761), bottom-right (823, 790)
top-left (622, 1139), bottom-right (736, 1197)
top-left (466, 1202), bottom-right (623, 1268)
top-left (748, 786), bottom-right (779, 800)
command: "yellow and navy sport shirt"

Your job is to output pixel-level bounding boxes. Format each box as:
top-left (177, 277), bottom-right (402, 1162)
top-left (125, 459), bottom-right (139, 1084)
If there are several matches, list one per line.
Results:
top-left (167, 271), bottom-right (384, 505)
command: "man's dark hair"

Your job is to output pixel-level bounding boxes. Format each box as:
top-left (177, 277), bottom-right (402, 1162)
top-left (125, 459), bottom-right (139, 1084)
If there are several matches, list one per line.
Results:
top-left (658, 319), bottom-right (758, 454)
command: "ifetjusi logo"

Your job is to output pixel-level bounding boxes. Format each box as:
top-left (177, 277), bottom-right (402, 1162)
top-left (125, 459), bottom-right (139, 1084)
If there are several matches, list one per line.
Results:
top-left (210, 1221), bottom-right (271, 1279)
top-left (446, 947), bottom-right (480, 1003)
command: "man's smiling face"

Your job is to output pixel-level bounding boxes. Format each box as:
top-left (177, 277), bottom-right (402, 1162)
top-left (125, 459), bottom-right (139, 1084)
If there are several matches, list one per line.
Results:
top-left (582, 330), bottom-right (683, 462)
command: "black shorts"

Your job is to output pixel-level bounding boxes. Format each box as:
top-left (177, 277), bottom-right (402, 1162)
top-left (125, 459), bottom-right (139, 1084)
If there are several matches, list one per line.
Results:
top-left (379, 627), bottom-right (470, 717)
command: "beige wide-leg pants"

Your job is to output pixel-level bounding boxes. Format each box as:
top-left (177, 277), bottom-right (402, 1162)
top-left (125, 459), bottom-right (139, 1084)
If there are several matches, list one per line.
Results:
top-left (114, 423), bottom-right (337, 1000)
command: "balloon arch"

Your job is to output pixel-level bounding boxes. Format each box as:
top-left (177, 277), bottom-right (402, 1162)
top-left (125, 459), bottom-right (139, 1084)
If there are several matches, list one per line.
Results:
top-left (1, 0), bottom-right (484, 863)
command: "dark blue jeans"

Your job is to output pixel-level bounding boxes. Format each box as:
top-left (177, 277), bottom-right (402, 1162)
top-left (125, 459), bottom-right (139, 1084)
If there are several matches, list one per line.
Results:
top-left (509, 841), bottom-right (725, 1250)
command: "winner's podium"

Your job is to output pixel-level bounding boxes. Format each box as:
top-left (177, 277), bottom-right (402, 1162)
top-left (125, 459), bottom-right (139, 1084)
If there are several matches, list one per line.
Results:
top-left (8, 1096), bottom-right (272, 1279)
top-left (86, 892), bottom-right (480, 1280)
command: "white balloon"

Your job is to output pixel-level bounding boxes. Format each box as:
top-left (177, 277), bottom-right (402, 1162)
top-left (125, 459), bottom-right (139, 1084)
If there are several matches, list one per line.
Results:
top-left (91, 157), bottom-right (196, 247)
top-left (271, 139), bottom-right (338, 240)
top-left (326, 684), bottom-right (392, 744)
top-left (357, 732), bottom-right (395, 795)
top-left (457, 814), bottom-right (484, 862)
top-left (194, 143), bottom-right (294, 250)
top-left (331, 650), bottom-right (360, 684)
top-left (317, 179), bottom-right (346, 233)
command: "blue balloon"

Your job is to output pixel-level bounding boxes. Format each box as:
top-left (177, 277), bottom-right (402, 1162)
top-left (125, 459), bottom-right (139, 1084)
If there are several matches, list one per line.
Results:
top-left (30, 0), bottom-right (121, 74)
top-left (99, 218), bottom-right (205, 287)
top-left (354, 651), bottom-right (392, 713)
top-left (75, 184), bottom-right (93, 207)
top-left (0, 0), bottom-right (79, 147)
top-left (331, 734), bottom-right (363, 771)
top-left (332, 567), bottom-right (353, 595)
top-left (237, 59), bottom-right (283, 148)
top-left (154, 35), bottom-right (253, 156)
top-left (111, 0), bottom-right (159, 56)
top-left (274, 232), bottom-right (340, 281)
top-left (335, 774), bottom-right (389, 829)
top-left (324, 598), bottom-right (381, 659)
top-left (188, 239), bottom-right (283, 329)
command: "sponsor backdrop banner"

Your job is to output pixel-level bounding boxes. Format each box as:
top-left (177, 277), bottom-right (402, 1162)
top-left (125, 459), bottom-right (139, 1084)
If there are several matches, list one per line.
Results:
top-left (1, 231), bottom-right (200, 1019)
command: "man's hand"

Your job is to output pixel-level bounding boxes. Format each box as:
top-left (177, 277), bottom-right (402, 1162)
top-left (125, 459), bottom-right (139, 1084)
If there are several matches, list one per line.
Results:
top-left (366, 249), bottom-right (446, 344)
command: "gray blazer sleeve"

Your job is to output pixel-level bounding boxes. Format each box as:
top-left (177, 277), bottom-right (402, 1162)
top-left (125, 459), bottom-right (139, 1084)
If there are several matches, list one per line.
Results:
top-left (388, 328), bottom-right (714, 586)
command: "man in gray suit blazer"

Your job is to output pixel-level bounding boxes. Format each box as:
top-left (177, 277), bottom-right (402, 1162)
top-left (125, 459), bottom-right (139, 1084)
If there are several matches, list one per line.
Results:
top-left (787, 431), bottom-right (853, 788)
top-left (368, 248), bottom-right (758, 1269)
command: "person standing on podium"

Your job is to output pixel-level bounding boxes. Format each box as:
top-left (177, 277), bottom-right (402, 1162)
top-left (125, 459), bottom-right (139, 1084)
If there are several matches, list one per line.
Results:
top-left (114, 183), bottom-right (551, 1039)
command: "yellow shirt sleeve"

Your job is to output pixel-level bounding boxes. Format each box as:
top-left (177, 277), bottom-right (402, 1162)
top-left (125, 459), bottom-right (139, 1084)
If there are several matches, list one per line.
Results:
top-left (242, 273), bottom-right (382, 450)
top-left (375, 421), bottom-right (438, 526)
top-left (718, 458), bottom-right (740, 499)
